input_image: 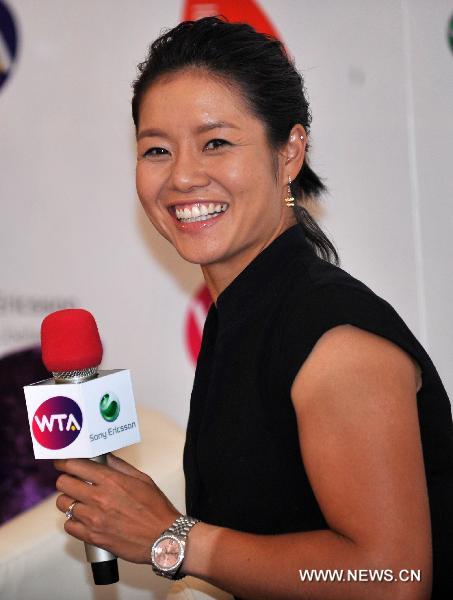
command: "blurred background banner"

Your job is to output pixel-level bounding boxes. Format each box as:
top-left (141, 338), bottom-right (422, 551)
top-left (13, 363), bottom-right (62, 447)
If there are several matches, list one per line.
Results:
top-left (0, 0), bottom-right (18, 89)
top-left (1, 0), bottom-right (453, 435)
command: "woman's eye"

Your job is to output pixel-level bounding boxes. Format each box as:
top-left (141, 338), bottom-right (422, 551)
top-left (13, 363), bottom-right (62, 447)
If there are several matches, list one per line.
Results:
top-left (205, 139), bottom-right (229, 150)
top-left (144, 147), bottom-right (168, 157)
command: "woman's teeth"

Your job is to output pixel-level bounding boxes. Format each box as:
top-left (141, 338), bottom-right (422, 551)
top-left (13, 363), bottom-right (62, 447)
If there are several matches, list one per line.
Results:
top-left (175, 203), bottom-right (228, 223)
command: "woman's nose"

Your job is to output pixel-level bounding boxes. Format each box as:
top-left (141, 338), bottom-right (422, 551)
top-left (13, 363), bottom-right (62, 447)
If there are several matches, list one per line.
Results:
top-left (169, 148), bottom-right (210, 192)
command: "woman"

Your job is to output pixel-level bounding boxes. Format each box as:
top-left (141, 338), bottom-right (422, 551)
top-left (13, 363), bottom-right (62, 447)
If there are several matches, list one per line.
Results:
top-left (55, 17), bottom-right (453, 599)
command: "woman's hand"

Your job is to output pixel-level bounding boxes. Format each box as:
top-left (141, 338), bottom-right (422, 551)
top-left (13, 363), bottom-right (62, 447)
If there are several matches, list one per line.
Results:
top-left (54, 453), bottom-right (181, 564)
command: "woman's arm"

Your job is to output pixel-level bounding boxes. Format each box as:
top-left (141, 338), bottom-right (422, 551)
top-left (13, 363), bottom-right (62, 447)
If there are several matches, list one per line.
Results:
top-left (55, 324), bottom-right (431, 599)
top-left (181, 325), bottom-right (431, 599)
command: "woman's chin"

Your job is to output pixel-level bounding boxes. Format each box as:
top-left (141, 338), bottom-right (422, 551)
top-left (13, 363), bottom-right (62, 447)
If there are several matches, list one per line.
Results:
top-left (176, 251), bottom-right (222, 267)
top-left (172, 239), bottom-right (226, 267)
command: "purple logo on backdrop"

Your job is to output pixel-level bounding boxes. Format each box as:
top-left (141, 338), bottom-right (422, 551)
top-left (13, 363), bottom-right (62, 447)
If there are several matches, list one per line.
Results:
top-left (0, 0), bottom-right (18, 91)
top-left (32, 396), bottom-right (83, 449)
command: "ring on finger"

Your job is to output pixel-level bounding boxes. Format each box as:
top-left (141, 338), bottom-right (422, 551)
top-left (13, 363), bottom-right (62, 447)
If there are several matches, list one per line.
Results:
top-left (65, 500), bottom-right (78, 521)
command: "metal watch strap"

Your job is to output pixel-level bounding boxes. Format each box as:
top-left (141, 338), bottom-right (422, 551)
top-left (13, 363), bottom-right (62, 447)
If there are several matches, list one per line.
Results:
top-left (152, 515), bottom-right (200, 580)
top-left (167, 515), bottom-right (200, 539)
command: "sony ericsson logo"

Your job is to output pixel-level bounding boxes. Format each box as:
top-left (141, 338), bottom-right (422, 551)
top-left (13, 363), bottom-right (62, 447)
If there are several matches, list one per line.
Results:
top-left (32, 396), bottom-right (83, 449)
top-left (0, 0), bottom-right (19, 92)
top-left (99, 392), bottom-right (120, 422)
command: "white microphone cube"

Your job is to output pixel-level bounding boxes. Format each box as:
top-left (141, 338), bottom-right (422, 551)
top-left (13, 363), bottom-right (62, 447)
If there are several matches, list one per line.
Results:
top-left (23, 369), bottom-right (141, 459)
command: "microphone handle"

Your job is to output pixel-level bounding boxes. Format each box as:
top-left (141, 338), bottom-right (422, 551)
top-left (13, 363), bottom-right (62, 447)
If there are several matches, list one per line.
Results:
top-left (85, 454), bottom-right (119, 585)
top-left (52, 370), bottom-right (118, 583)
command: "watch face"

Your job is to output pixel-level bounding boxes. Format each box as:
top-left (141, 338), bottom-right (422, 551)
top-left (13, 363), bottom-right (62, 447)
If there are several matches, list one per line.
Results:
top-left (153, 536), bottom-right (182, 569)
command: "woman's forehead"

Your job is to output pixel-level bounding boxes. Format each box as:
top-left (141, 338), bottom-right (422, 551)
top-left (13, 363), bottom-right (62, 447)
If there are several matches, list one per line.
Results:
top-left (149, 66), bottom-right (239, 94)
top-left (137, 68), bottom-right (259, 132)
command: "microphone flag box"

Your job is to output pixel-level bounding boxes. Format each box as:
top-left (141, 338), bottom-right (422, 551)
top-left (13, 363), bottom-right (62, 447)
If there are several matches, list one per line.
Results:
top-left (23, 369), bottom-right (141, 459)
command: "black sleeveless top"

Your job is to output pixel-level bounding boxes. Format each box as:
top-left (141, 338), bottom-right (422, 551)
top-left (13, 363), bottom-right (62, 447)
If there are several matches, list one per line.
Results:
top-left (183, 225), bottom-right (453, 597)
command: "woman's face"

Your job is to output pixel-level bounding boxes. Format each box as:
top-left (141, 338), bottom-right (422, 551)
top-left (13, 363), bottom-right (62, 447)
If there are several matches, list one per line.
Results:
top-left (136, 69), bottom-right (296, 270)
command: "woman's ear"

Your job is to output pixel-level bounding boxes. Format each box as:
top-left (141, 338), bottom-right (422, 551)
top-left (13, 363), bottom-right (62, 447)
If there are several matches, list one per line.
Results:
top-left (281, 124), bottom-right (307, 181)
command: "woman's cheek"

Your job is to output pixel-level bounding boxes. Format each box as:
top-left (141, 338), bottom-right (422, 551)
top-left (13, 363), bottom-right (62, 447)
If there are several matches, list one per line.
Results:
top-left (136, 164), bottom-right (151, 199)
top-left (136, 173), bottom-right (159, 215)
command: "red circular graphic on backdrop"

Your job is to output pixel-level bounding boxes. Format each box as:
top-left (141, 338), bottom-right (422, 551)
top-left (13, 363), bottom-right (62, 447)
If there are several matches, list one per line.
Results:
top-left (185, 284), bottom-right (212, 364)
top-left (182, 0), bottom-right (281, 39)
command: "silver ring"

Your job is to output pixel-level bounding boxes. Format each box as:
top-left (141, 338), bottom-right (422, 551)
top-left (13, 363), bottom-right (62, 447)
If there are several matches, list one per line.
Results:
top-left (65, 500), bottom-right (78, 521)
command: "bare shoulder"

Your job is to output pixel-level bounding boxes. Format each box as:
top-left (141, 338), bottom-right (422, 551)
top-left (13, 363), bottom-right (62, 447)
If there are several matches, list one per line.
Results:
top-left (288, 324), bottom-right (432, 590)
top-left (291, 324), bottom-right (421, 411)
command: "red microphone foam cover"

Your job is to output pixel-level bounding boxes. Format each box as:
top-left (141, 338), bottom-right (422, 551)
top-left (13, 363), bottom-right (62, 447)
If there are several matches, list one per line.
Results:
top-left (41, 308), bottom-right (103, 372)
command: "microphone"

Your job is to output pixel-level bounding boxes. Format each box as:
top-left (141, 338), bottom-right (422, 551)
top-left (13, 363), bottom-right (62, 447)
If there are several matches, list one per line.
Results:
top-left (42, 309), bottom-right (117, 585)
top-left (24, 308), bottom-right (140, 585)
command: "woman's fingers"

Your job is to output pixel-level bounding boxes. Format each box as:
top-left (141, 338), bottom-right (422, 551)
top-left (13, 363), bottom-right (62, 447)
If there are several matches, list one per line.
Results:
top-left (54, 456), bottom-right (153, 486)
top-left (53, 455), bottom-right (181, 563)
top-left (54, 458), bottom-right (107, 484)
top-left (55, 473), bottom-right (96, 505)
top-left (56, 494), bottom-right (94, 520)
top-left (64, 514), bottom-right (108, 548)
top-left (106, 453), bottom-right (153, 483)
top-left (56, 493), bottom-right (110, 536)
top-left (56, 493), bottom-right (74, 514)
top-left (54, 457), bottom-right (157, 512)
top-left (63, 515), bottom-right (151, 564)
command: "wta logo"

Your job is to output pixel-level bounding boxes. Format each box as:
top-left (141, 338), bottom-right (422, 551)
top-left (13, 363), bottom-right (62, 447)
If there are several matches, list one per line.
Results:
top-left (32, 396), bottom-right (83, 449)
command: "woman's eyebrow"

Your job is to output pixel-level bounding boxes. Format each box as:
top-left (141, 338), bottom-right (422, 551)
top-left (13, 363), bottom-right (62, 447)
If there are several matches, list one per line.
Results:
top-left (136, 127), bottom-right (166, 140)
top-left (195, 121), bottom-right (240, 133)
top-left (137, 121), bottom-right (239, 140)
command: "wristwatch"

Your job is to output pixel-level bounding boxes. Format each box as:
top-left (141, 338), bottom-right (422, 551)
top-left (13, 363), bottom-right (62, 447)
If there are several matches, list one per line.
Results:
top-left (151, 515), bottom-right (200, 580)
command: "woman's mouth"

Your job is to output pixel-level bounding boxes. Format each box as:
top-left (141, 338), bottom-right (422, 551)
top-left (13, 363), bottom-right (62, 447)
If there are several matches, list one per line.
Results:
top-left (172, 202), bottom-right (228, 224)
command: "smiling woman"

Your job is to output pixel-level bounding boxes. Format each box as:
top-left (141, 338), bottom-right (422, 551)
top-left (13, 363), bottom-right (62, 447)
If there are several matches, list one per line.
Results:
top-left (135, 68), bottom-right (305, 291)
top-left (54, 16), bottom-right (453, 600)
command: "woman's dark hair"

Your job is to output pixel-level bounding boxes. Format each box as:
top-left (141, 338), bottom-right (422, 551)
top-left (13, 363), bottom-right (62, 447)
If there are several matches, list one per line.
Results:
top-left (132, 16), bottom-right (338, 264)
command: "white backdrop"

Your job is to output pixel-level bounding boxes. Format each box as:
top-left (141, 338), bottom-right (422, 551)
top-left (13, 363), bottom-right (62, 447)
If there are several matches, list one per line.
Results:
top-left (1, 0), bottom-right (452, 429)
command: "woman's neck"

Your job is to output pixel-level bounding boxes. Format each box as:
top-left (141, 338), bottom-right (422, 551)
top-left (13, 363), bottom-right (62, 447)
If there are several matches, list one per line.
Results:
top-left (201, 259), bottom-right (245, 305)
top-left (201, 220), bottom-right (296, 304)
